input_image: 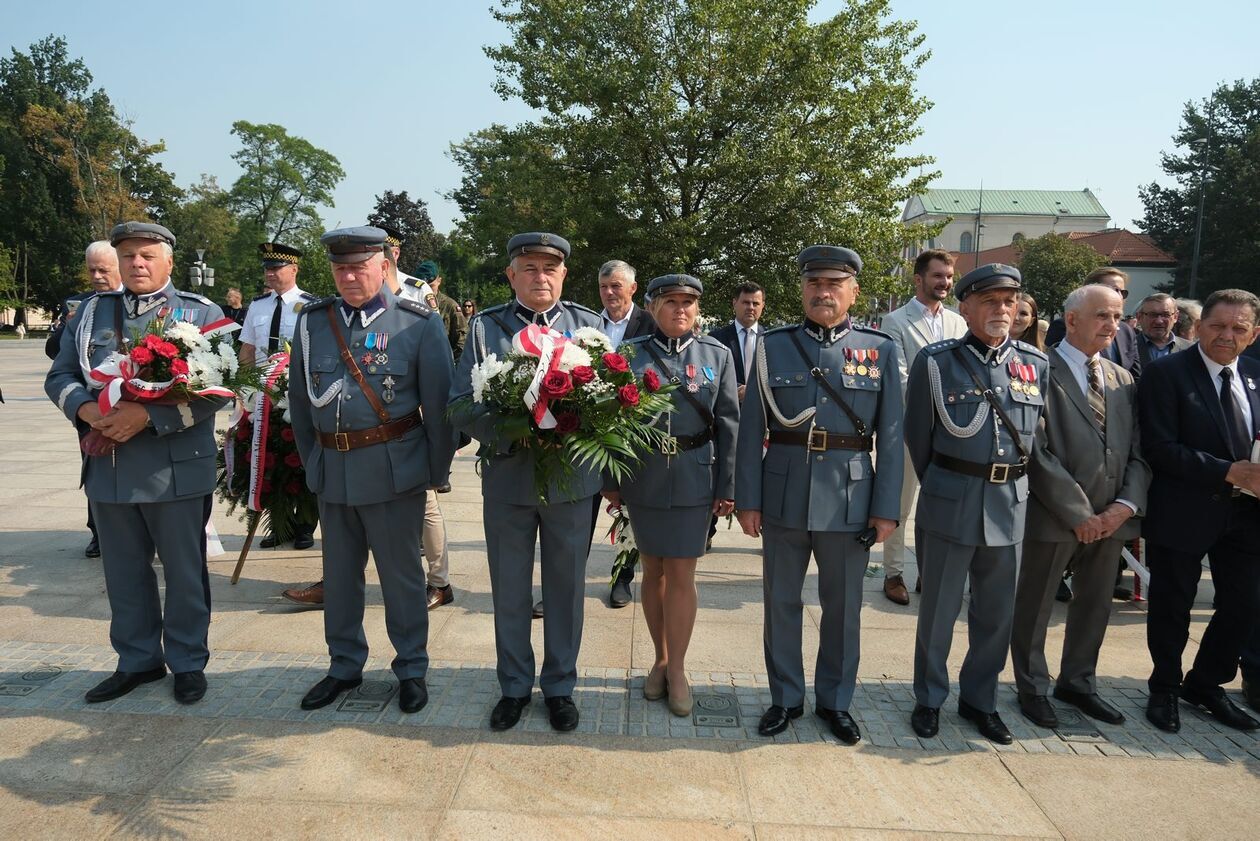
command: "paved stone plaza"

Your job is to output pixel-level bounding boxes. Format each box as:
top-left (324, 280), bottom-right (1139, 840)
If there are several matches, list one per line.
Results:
top-left (2, 339), bottom-right (1258, 839)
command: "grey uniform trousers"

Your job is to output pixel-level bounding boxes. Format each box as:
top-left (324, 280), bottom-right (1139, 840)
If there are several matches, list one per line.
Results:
top-left (913, 535), bottom-right (1020, 712)
top-left (487, 497), bottom-right (594, 698)
top-left (880, 443), bottom-right (921, 579)
top-left (92, 495), bottom-right (212, 673)
top-left (762, 523), bottom-right (868, 711)
top-left (1011, 537), bottom-right (1120, 696)
top-left (319, 495), bottom-right (429, 681)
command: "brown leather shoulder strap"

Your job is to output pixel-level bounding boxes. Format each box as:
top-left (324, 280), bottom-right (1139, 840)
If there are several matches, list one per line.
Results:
top-left (326, 305), bottom-right (391, 423)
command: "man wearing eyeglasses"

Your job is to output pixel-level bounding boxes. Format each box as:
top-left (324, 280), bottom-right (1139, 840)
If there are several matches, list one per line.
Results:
top-left (1135, 293), bottom-right (1191, 366)
top-left (1046, 268), bottom-right (1142, 379)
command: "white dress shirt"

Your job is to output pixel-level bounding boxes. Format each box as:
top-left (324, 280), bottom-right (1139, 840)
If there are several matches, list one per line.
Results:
top-left (600, 304), bottom-right (635, 347)
top-left (240, 285), bottom-right (308, 363)
top-left (736, 321), bottom-right (760, 379)
top-left (908, 296), bottom-right (945, 342)
top-left (1199, 345), bottom-right (1255, 438)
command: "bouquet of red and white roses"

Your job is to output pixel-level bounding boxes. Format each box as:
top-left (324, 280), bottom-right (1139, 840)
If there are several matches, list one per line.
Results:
top-left (450, 324), bottom-right (677, 499)
top-left (83, 316), bottom-right (258, 455)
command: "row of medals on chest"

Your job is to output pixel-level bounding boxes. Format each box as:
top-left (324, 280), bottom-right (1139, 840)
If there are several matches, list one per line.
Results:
top-left (312, 330), bottom-right (399, 404)
top-left (945, 359), bottom-right (1040, 403)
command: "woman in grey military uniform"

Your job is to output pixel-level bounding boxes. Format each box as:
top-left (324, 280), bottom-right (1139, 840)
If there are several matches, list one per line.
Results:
top-left (604, 274), bottom-right (739, 716)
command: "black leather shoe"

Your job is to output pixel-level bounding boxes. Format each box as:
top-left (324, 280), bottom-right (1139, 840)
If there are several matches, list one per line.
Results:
top-left (1113, 585), bottom-right (1133, 601)
top-left (1145, 691), bottom-right (1180, 733)
top-left (1053, 686), bottom-right (1124, 725)
top-left (434, 483), bottom-right (452, 493)
top-left (1180, 683), bottom-right (1260, 731)
top-left (84, 536), bottom-right (101, 558)
top-left (300, 675), bottom-right (362, 710)
top-left (1018, 693), bottom-right (1059, 728)
top-left (910, 704), bottom-right (939, 738)
top-left (490, 695), bottom-right (530, 730)
top-left (1055, 577), bottom-right (1073, 603)
top-left (85, 667), bottom-right (166, 703)
top-left (399, 677), bottom-right (428, 713)
top-left (173, 671), bottom-right (207, 704)
top-left (757, 704), bottom-right (804, 737)
top-left (546, 696), bottom-right (580, 731)
top-left (531, 600), bottom-right (544, 619)
top-left (259, 533), bottom-right (282, 549)
top-left (293, 531), bottom-right (315, 550)
top-left (816, 706), bottom-right (861, 745)
top-left (1242, 676), bottom-right (1260, 714)
top-left (609, 578), bottom-right (632, 608)
top-left (959, 699), bottom-right (1013, 744)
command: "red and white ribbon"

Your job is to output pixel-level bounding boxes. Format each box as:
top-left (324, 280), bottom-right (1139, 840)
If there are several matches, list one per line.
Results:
top-left (512, 324), bottom-right (568, 429)
top-left (246, 353), bottom-right (291, 511)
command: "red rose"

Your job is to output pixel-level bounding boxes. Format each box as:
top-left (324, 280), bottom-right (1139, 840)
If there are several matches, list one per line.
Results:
top-left (602, 353), bottom-right (630, 373)
top-left (643, 369), bottom-right (661, 392)
top-left (284, 452), bottom-right (303, 468)
top-left (265, 453), bottom-right (277, 469)
top-left (280, 427), bottom-right (295, 442)
top-left (539, 369), bottom-right (573, 399)
top-left (142, 334), bottom-right (163, 349)
top-left (617, 384), bottom-right (641, 407)
top-left (153, 340), bottom-right (180, 359)
top-left (169, 358), bottom-right (189, 376)
top-left (554, 412), bottom-right (580, 434)
top-left (571, 365), bottom-right (596, 385)
top-left (130, 346), bottom-right (154, 365)
top-left (235, 423), bottom-right (251, 441)
top-left (284, 481), bottom-right (303, 495)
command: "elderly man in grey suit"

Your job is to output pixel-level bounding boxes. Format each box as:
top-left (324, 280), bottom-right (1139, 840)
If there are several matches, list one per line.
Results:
top-left (1011, 284), bottom-right (1151, 729)
top-left (736, 245), bottom-right (904, 745)
top-left (877, 248), bottom-right (967, 604)
top-left (906, 263), bottom-right (1049, 744)
top-left (287, 226), bottom-right (455, 714)
top-left (451, 232), bottom-right (602, 732)
top-left (45, 222), bottom-right (229, 706)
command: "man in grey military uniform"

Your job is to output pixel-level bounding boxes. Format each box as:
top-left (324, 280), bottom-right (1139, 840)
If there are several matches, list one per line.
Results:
top-left (45, 221), bottom-right (229, 705)
top-left (735, 245), bottom-right (904, 745)
top-left (450, 231), bottom-right (603, 732)
top-left (287, 226), bottom-right (455, 714)
top-left (905, 263), bottom-right (1049, 744)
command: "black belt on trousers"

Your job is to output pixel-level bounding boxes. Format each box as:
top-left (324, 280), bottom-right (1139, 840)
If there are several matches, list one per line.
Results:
top-left (768, 429), bottom-right (872, 451)
top-left (932, 451), bottom-right (1026, 483)
top-left (662, 428), bottom-right (712, 454)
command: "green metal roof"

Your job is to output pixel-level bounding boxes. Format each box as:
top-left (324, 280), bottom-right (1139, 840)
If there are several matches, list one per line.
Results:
top-left (914, 189), bottom-right (1108, 218)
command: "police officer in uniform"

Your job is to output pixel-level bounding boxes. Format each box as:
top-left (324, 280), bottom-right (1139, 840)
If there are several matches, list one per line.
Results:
top-left (45, 222), bottom-right (229, 705)
top-left (287, 226), bottom-right (455, 713)
top-left (735, 246), bottom-right (904, 745)
top-left (239, 242), bottom-right (319, 550)
top-left (450, 232), bottom-right (602, 732)
top-left (603, 274), bottom-right (739, 717)
top-left (378, 223), bottom-right (436, 306)
top-left (905, 263), bottom-right (1049, 744)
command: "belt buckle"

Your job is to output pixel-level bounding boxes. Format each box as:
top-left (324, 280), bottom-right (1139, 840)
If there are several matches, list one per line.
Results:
top-left (988, 462), bottom-right (1010, 483)
top-left (808, 429), bottom-right (828, 452)
top-left (334, 432), bottom-right (350, 452)
top-left (661, 437), bottom-right (678, 456)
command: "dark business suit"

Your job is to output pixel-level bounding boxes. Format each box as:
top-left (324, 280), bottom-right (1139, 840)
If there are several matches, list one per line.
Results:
top-left (1047, 318), bottom-right (1141, 379)
top-left (709, 321), bottom-right (759, 387)
top-left (1139, 347), bottom-right (1260, 695)
top-left (1136, 334), bottom-right (1191, 368)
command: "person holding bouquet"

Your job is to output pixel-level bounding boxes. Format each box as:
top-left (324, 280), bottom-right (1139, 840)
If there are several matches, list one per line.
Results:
top-left (450, 231), bottom-right (603, 732)
top-left (44, 222), bottom-right (231, 706)
top-left (287, 227), bottom-right (455, 714)
top-left (602, 274), bottom-right (739, 716)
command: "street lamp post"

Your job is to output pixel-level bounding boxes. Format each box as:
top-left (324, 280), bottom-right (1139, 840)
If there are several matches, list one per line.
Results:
top-left (1188, 106), bottom-right (1215, 299)
top-left (188, 249), bottom-right (216, 290)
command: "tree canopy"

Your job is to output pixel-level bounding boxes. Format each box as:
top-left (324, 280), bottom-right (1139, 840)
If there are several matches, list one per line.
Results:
top-left (368, 190), bottom-right (444, 274)
top-left (1015, 233), bottom-right (1108, 317)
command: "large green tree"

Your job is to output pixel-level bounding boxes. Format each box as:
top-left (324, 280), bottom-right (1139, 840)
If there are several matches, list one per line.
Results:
top-left (451, 0), bottom-right (936, 317)
top-left (368, 189), bottom-right (445, 274)
top-left (227, 120), bottom-right (344, 244)
top-left (1015, 233), bottom-right (1108, 317)
top-left (1138, 79), bottom-right (1260, 298)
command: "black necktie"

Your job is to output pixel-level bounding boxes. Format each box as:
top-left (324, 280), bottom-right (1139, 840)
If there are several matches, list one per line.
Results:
top-left (267, 296), bottom-right (283, 354)
top-left (1219, 368), bottom-right (1250, 460)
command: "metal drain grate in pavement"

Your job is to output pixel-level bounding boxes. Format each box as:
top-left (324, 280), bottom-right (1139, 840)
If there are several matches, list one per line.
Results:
top-left (0, 664), bottom-right (64, 697)
top-left (337, 679), bottom-right (396, 712)
top-left (1054, 709), bottom-right (1106, 743)
top-left (692, 692), bottom-right (739, 727)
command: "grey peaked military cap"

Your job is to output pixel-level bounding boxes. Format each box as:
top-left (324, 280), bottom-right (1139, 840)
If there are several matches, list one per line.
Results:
top-left (109, 221), bottom-right (176, 248)
top-left (646, 274), bottom-right (703, 299)
top-left (955, 263), bottom-right (1022, 300)
top-left (507, 232), bottom-right (571, 261)
top-left (798, 245), bottom-right (862, 278)
top-left (321, 226), bottom-right (388, 264)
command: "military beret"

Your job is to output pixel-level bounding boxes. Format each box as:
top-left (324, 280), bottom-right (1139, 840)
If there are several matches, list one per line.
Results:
top-left (413, 260), bottom-right (440, 281)
top-left (109, 221), bottom-right (176, 248)
top-left (258, 242), bottom-right (303, 268)
top-left (375, 223), bottom-right (403, 248)
top-left (955, 263), bottom-right (1022, 300)
top-left (507, 231), bottom-right (570, 261)
top-left (321, 226), bottom-right (388, 264)
top-left (646, 274), bottom-right (703, 299)
top-left (798, 245), bottom-right (861, 278)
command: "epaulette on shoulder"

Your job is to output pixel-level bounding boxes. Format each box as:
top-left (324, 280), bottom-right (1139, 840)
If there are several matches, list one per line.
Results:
top-left (855, 325), bottom-right (893, 341)
top-left (177, 290), bottom-right (214, 305)
top-left (922, 337), bottom-right (961, 356)
top-left (402, 275), bottom-right (426, 288)
top-left (763, 324), bottom-right (796, 337)
top-left (396, 298), bottom-right (433, 318)
top-left (1012, 339), bottom-right (1047, 360)
top-left (300, 296), bottom-right (335, 313)
top-left (476, 302), bottom-right (510, 318)
top-left (625, 333), bottom-right (652, 345)
top-left (696, 333), bottom-right (726, 349)
top-left (298, 291), bottom-right (318, 302)
top-left (562, 300), bottom-right (600, 316)
top-left (252, 292), bottom-right (270, 302)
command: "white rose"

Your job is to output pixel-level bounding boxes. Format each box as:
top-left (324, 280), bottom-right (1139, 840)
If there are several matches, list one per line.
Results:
top-left (556, 342), bottom-right (592, 372)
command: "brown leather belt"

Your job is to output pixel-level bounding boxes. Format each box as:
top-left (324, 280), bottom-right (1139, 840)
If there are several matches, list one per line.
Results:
top-left (768, 429), bottom-right (872, 452)
top-left (319, 410), bottom-right (422, 452)
top-left (933, 452), bottom-right (1026, 483)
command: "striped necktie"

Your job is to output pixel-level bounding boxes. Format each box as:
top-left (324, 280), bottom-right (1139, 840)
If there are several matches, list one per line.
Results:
top-left (1086, 356), bottom-right (1106, 433)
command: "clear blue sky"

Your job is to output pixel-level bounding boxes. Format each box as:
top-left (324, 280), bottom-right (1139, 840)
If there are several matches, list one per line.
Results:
top-left (5, 1), bottom-right (1256, 237)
